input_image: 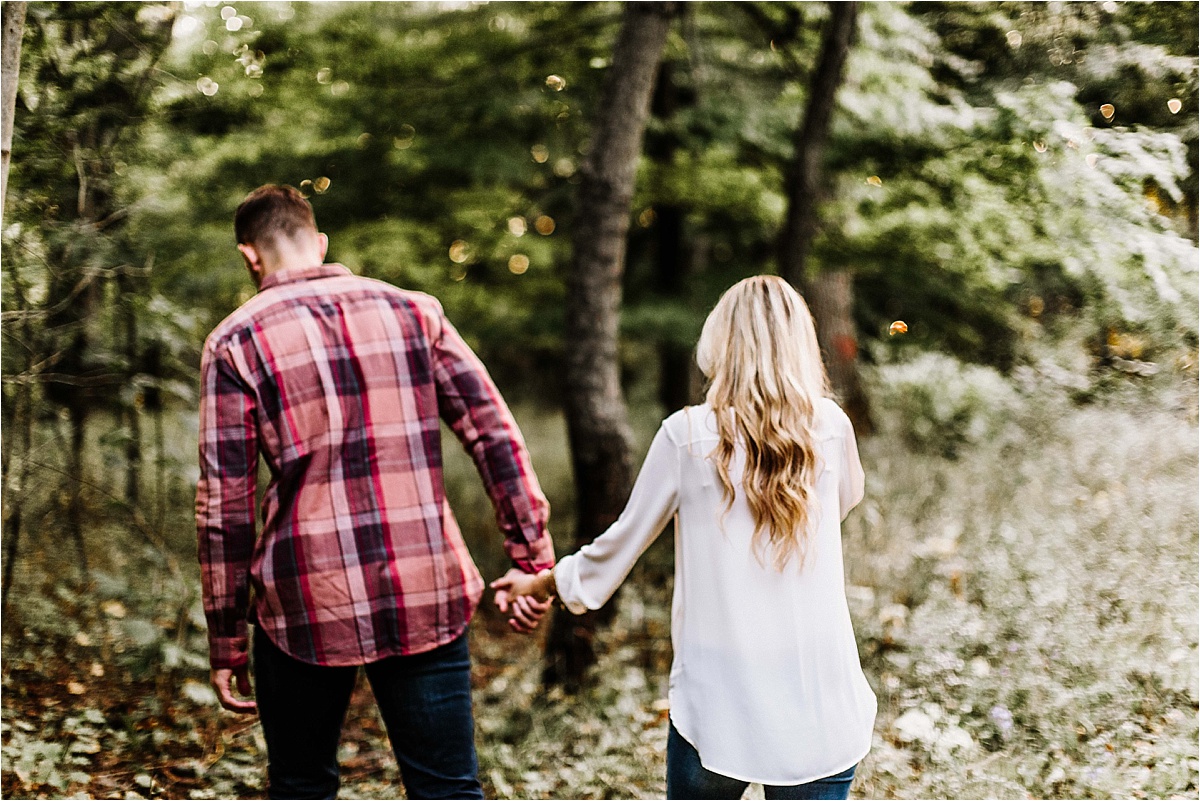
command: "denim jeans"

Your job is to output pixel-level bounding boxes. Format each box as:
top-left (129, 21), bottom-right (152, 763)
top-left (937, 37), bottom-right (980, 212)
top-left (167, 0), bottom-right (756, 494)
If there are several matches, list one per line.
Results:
top-left (253, 626), bottom-right (483, 800)
top-left (666, 721), bottom-right (857, 800)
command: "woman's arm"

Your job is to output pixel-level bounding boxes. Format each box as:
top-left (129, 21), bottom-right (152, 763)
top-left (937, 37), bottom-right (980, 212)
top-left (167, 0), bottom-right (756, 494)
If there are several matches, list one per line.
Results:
top-left (839, 412), bottom-right (866, 520)
top-left (492, 422), bottom-right (681, 614)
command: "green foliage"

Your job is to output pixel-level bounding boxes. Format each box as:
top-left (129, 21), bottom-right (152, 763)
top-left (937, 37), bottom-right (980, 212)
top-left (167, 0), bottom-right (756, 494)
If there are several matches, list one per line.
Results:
top-left (868, 352), bottom-right (1020, 458)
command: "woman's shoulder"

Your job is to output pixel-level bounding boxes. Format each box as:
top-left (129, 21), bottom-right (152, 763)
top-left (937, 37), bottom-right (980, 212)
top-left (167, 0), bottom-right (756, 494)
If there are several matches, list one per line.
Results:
top-left (662, 404), bottom-right (718, 444)
top-left (815, 397), bottom-right (855, 439)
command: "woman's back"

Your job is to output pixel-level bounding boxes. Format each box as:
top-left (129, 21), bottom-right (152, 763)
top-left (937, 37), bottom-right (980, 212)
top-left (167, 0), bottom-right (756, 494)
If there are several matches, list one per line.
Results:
top-left (662, 398), bottom-right (875, 784)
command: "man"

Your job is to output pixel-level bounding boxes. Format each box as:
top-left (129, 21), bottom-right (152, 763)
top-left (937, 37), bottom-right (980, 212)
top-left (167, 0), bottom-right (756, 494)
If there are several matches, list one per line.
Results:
top-left (196, 184), bottom-right (554, 799)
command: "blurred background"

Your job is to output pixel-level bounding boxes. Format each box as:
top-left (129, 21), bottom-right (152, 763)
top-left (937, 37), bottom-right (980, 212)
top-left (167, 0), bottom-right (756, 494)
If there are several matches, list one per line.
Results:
top-left (1, 2), bottom-right (1197, 799)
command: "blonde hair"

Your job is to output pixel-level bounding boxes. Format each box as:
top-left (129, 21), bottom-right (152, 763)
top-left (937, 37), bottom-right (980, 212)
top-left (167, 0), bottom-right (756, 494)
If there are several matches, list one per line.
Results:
top-left (695, 275), bottom-right (831, 570)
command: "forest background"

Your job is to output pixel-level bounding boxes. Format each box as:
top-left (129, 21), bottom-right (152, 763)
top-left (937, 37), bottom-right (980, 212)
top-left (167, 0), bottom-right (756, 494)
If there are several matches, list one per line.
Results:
top-left (1, 2), bottom-right (1197, 799)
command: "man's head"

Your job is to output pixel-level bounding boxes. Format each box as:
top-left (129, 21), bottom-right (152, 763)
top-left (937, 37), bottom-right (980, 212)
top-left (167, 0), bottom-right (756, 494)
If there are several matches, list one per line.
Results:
top-left (234, 184), bottom-right (328, 285)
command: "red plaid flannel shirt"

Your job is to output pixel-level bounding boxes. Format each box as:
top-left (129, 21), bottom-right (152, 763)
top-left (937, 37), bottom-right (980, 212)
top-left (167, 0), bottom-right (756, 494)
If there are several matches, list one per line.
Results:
top-left (196, 264), bottom-right (554, 668)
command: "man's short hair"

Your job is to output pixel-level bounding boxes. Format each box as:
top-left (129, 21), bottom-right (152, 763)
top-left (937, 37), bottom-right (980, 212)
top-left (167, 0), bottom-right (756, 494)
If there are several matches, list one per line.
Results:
top-left (234, 184), bottom-right (318, 249)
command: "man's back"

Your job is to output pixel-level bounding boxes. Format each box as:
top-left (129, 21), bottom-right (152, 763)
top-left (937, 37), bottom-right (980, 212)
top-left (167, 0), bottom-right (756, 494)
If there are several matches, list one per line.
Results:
top-left (197, 263), bottom-right (553, 668)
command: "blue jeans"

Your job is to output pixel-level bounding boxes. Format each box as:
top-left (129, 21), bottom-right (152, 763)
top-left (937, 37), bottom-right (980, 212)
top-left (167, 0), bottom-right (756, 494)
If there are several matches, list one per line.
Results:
top-left (667, 721), bottom-right (857, 800)
top-left (253, 626), bottom-right (483, 800)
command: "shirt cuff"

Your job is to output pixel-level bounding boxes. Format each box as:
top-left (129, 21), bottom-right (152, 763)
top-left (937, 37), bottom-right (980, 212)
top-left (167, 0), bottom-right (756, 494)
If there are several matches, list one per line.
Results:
top-left (508, 530), bottom-right (556, 573)
top-left (209, 635), bottom-right (250, 669)
top-left (552, 553), bottom-right (591, 615)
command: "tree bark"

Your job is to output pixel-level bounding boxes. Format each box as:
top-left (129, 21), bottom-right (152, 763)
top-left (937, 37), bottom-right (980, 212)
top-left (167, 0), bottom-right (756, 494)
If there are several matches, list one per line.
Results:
top-left (119, 269), bottom-right (142, 507)
top-left (1, 0), bottom-right (26, 216)
top-left (1, 263), bottom-right (34, 614)
top-left (545, 0), bottom-right (677, 691)
top-left (648, 59), bottom-right (697, 413)
top-left (777, 2), bottom-right (872, 434)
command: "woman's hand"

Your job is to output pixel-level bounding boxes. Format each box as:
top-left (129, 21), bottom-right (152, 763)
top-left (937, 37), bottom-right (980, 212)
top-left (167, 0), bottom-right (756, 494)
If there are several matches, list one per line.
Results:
top-left (491, 567), bottom-right (556, 632)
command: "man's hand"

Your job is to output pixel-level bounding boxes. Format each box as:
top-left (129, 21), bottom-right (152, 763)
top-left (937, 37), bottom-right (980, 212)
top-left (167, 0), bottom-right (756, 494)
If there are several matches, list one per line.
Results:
top-left (211, 666), bottom-right (258, 713)
top-left (490, 568), bottom-right (553, 634)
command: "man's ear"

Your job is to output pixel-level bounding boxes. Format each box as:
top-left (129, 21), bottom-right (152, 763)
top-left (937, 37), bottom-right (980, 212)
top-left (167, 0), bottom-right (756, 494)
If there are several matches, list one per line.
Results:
top-left (237, 243), bottom-right (264, 285)
top-left (317, 232), bottom-right (329, 263)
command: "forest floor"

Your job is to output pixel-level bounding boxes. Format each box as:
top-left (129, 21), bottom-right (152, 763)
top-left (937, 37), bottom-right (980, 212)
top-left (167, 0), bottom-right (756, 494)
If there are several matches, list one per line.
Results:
top-left (2, 381), bottom-right (1198, 800)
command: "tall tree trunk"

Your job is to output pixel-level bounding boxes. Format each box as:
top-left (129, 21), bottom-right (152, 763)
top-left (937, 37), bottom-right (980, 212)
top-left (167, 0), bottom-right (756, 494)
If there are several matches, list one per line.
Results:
top-left (648, 59), bottom-right (696, 412)
top-left (777, 2), bottom-right (871, 433)
top-left (545, 0), bottom-right (677, 691)
top-left (119, 270), bottom-right (141, 506)
top-left (67, 401), bottom-right (88, 578)
top-left (1, 0), bottom-right (26, 216)
top-left (2, 260), bottom-right (34, 614)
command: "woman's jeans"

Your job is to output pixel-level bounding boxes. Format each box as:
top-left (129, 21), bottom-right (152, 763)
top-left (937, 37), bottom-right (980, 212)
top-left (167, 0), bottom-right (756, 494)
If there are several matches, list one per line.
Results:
top-left (666, 722), bottom-right (857, 800)
top-left (253, 626), bottom-right (483, 800)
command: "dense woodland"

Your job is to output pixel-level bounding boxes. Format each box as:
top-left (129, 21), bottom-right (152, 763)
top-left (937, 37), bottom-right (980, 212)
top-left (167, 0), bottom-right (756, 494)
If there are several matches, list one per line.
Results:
top-left (1, 2), bottom-right (1197, 799)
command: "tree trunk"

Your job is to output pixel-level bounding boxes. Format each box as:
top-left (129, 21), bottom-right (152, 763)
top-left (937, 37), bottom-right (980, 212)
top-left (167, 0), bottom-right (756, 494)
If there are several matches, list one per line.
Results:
top-left (648, 59), bottom-right (697, 413)
top-left (545, 0), bottom-right (677, 691)
top-left (2, 248), bottom-right (36, 613)
top-left (119, 270), bottom-right (141, 506)
top-left (67, 402), bottom-right (88, 578)
top-left (777, 2), bottom-right (871, 434)
top-left (804, 270), bottom-right (871, 429)
top-left (1, 0), bottom-right (26, 216)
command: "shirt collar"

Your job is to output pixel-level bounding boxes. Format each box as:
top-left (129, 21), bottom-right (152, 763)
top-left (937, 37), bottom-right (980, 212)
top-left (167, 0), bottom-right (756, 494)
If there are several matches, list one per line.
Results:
top-left (259, 263), bottom-right (352, 291)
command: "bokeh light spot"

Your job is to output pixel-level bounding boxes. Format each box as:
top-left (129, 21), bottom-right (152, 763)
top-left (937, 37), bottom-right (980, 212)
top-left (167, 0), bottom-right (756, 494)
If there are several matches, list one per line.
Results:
top-left (1167, 98), bottom-right (1182, 114)
top-left (553, 158), bottom-right (575, 178)
top-left (1005, 30), bottom-right (1022, 48)
top-left (889, 321), bottom-right (908, 336)
top-left (531, 144), bottom-right (549, 164)
top-left (866, 175), bottom-right (883, 187)
top-left (225, 16), bottom-right (243, 31)
top-left (1099, 103), bottom-right (1115, 121)
top-left (508, 254), bottom-right (530, 275)
top-left (507, 217), bottom-right (527, 237)
top-left (638, 208), bottom-right (656, 228)
top-left (317, 68), bottom-right (333, 85)
top-left (314, 177), bottom-right (331, 194)
top-left (196, 76), bottom-right (219, 96)
top-left (1033, 141), bottom-right (1047, 153)
top-left (534, 216), bottom-right (555, 235)
top-left (545, 74), bottom-right (566, 91)
top-left (220, 5), bottom-right (236, 19)
top-left (449, 240), bottom-right (471, 264)
top-left (393, 124), bottom-right (416, 150)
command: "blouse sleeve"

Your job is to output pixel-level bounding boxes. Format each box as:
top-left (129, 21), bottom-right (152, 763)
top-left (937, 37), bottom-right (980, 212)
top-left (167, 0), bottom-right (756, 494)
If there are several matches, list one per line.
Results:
top-left (555, 423), bottom-right (681, 614)
top-left (838, 412), bottom-right (866, 521)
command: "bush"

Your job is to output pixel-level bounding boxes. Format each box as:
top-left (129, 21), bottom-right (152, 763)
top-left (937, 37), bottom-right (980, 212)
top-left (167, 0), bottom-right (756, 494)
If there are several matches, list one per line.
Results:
top-left (868, 352), bottom-right (1022, 457)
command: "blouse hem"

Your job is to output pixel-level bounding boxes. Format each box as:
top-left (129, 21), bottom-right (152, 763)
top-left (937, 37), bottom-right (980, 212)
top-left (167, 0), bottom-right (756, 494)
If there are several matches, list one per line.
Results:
top-left (670, 716), bottom-right (871, 787)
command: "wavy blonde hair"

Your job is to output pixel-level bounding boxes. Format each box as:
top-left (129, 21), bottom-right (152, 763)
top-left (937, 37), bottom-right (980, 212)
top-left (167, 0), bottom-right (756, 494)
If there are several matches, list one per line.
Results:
top-left (695, 275), bottom-right (831, 570)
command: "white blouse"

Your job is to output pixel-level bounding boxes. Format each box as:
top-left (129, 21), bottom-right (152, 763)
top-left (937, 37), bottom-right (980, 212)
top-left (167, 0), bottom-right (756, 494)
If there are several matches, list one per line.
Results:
top-left (554, 399), bottom-right (876, 785)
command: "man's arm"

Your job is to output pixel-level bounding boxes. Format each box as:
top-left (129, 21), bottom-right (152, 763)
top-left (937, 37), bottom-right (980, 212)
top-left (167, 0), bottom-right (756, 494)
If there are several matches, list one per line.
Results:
top-left (196, 341), bottom-right (259, 710)
top-left (428, 304), bottom-right (555, 576)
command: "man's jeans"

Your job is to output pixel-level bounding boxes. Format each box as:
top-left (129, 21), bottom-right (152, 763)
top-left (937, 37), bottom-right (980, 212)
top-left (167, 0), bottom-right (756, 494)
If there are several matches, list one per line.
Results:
top-left (666, 721), bottom-right (857, 800)
top-left (253, 626), bottom-right (484, 800)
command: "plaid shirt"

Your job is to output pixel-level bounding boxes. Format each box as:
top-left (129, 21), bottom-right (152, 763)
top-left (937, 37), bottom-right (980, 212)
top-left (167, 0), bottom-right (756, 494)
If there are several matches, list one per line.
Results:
top-left (196, 264), bottom-right (554, 668)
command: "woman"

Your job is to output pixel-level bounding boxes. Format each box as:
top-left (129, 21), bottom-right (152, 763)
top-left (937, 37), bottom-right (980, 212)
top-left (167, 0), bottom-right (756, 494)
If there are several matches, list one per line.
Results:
top-left (492, 275), bottom-right (876, 800)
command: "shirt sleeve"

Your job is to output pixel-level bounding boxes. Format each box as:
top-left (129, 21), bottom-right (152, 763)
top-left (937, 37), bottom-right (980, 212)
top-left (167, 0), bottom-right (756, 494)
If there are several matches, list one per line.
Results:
top-left (838, 412), bottom-right (866, 521)
top-left (555, 423), bottom-right (680, 614)
top-left (430, 307), bottom-right (554, 574)
top-left (195, 341), bottom-right (258, 670)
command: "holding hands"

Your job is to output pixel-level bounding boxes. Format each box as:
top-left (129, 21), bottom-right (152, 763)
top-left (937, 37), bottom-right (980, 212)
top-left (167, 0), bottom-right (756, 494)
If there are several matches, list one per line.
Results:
top-left (490, 567), bottom-right (557, 634)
